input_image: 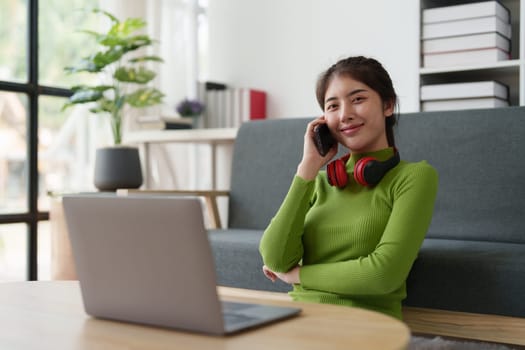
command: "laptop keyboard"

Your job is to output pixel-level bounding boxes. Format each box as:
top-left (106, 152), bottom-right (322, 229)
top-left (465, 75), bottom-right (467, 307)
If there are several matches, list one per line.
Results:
top-left (223, 312), bottom-right (255, 325)
top-left (222, 301), bottom-right (259, 325)
top-left (221, 300), bottom-right (301, 332)
top-left (222, 301), bottom-right (251, 312)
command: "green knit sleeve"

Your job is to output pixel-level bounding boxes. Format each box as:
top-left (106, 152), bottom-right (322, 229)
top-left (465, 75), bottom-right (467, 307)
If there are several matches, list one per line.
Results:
top-left (259, 175), bottom-right (316, 272)
top-left (300, 162), bottom-right (438, 295)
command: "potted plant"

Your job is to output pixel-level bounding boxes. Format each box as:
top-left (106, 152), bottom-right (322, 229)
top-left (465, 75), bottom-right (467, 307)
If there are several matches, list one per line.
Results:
top-left (63, 8), bottom-right (164, 191)
top-left (163, 98), bottom-right (205, 129)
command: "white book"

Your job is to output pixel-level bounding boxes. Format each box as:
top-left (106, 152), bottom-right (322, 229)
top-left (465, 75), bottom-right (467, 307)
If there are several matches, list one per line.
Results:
top-left (232, 88), bottom-right (242, 128)
top-left (216, 90), bottom-right (226, 128)
top-left (422, 33), bottom-right (510, 54)
top-left (223, 89), bottom-right (233, 128)
top-left (196, 81), bottom-right (207, 103)
top-left (422, 1), bottom-right (510, 24)
top-left (205, 90), bottom-right (218, 128)
top-left (420, 81), bottom-right (508, 100)
top-left (196, 81), bottom-right (208, 129)
top-left (135, 115), bottom-right (164, 130)
top-left (422, 16), bottom-right (511, 40)
top-left (241, 88), bottom-right (251, 124)
top-left (422, 97), bottom-right (509, 111)
top-left (423, 47), bottom-right (509, 68)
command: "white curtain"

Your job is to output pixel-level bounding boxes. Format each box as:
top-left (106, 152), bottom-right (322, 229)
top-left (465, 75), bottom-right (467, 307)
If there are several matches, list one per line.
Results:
top-left (105, 0), bottom-right (206, 187)
top-left (105, 0), bottom-right (200, 120)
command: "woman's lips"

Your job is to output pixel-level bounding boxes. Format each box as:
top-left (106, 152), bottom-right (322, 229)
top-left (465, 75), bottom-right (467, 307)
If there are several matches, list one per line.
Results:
top-left (341, 123), bottom-right (364, 135)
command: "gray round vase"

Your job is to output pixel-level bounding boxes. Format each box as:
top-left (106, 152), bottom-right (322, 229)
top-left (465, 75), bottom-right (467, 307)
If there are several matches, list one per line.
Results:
top-left (94, 146), bottom-right (143, 191)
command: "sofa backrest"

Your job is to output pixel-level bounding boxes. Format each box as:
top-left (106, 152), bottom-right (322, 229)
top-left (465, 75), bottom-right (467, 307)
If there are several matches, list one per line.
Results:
top-left (229, 106), bottom-right (525, 244)
top-left (228, 118), bottom-right (309, 229)
top-left (396, 106), bottom-right (525, 244)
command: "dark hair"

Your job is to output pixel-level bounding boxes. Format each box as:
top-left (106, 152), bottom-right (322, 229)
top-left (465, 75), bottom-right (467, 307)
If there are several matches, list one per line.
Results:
top-left (315, 56), bottom-right (398, 147)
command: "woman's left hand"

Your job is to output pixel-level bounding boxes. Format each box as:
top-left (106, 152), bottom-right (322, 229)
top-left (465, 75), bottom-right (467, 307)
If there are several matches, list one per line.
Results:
top-left (296, 116), bottom-right (338, 181)
top-left (262, 265), bottom-right (301, 285)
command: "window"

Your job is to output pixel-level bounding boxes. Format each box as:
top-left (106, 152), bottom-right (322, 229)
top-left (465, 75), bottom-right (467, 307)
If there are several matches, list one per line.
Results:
top-left (0, 1), bottom-right (28, 83)
top-left (0, 92), bottom-right (28, 215)
top-left (0, 0), bottom-right (208, 281)
top-left (0, 0), bottom-right (100, 281)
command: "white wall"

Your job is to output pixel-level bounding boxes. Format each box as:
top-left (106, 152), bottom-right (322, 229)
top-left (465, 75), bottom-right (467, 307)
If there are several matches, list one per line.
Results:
top-left (207, 0), bottom-right (420, 118)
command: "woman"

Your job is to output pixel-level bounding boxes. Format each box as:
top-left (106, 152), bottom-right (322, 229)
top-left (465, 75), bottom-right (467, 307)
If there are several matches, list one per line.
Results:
top-left (259, 56), bottom-right (438, 320)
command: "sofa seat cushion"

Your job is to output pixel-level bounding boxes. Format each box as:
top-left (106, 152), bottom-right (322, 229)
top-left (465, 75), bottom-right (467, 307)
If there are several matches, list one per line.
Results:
top-left (207, 229), bottom-right (292, 293)
top-left (404, 238), bottom-right (525, 317)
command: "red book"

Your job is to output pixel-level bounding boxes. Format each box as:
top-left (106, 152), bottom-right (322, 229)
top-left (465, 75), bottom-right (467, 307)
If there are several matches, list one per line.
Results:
top-left (241, 89), bottom-right (266, 122)
top-left (249, 89), bottom-right (266, 120)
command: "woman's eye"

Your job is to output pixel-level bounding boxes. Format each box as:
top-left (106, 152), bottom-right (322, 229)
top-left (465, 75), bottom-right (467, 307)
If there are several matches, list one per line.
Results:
top-left (353, 96), bottom-right (364, 103)
top-left (326, 104), bottom-right (338, 111)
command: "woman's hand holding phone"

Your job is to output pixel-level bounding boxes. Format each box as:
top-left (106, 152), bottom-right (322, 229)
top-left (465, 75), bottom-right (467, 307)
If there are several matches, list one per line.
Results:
top-left (296, 116), bottom-right (337, 181)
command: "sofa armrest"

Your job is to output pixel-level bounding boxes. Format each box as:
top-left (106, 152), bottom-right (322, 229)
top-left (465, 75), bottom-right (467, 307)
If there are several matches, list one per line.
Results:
top-left (116, 189), bottom-right (229, 229)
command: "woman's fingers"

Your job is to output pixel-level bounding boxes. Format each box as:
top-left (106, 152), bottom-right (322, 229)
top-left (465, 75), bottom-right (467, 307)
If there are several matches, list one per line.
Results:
top-left (262, 265), bottom-right (277, 282)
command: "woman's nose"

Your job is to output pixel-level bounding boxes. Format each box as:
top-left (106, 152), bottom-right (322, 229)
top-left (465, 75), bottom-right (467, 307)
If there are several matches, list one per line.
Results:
top-left (339, 102), bottom-right (353, 121)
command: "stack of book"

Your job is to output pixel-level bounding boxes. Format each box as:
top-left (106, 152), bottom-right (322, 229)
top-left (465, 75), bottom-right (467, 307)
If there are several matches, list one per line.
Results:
top-left (197, 81), bottom-right (267, 129)
top-left (135, 114), bottom-right (195, 130)
top-left (420, 80), bottom-right (509, 111)
top-left (135, 82), bottom-right (267, 130)
top-left (421, 1), bottom-right (511, 68)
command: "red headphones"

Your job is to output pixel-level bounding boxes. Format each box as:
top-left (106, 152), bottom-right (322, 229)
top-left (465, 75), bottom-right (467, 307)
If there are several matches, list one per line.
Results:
top-left (327, 149), bottom-right (400, 188)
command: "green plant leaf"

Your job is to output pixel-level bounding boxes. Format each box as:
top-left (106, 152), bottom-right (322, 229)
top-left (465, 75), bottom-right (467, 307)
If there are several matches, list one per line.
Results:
top-left (89, 97), bottom-right (116, 114)
top-left (71, 85), bottom-right (113, 92)
top-left (64, 86), bottom-right (113, 107)
top-left (126, 88), bottom-right (165, 108)
top-left (92, 8), bottom-right (119, 25)
top-left (114, 96), bottom-right (125, 110)
top-left (129, 56), bottom-right (164, 63)
top-left (97, 34), bottom-right (126, 47)
top-left (110, 17), bottom-right (146, 38)
top-left (123, 35), bottom-right (153, 51)
top-left (97, 34), bottom-right (152, 53)
top-left (64, 47), bottom-right (124, 73)
top-left (68, 90), bottom-right (102, 105)
top-left (92, 48), bottom-right (125, 68)
top-left (114, 67), bottom-right (156, 84)
top-left (64, 57), bottom-right (99, 73)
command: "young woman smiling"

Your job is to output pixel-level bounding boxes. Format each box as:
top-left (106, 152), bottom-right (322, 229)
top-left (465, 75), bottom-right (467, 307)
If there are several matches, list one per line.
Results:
top-left (259, 56), bottom-right (438, 320)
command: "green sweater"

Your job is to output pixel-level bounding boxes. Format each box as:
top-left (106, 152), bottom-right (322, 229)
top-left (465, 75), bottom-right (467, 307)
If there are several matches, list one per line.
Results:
top-left (259, 148), bottom-right (438, 320)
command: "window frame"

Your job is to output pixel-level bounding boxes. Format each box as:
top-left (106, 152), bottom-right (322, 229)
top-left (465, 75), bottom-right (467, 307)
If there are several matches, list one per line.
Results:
top-left (0, 0), bottom-right (71, 280)
top-left (0, 0), bottom-right (208, 280)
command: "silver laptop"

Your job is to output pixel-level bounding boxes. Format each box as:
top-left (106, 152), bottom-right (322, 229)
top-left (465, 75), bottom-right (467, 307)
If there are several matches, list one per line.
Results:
top-left (62, 194), bottom-right (301, 335)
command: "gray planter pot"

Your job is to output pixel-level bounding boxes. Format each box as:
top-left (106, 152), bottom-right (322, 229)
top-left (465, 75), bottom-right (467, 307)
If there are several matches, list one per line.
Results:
top-left (94, 146), bottom-right (143, 191)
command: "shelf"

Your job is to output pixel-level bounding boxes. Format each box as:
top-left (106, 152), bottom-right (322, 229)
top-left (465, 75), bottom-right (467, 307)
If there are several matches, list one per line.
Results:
top-left (419, 0), bottom-right (524, 108)
top-left (123, 127), bottom-right (238, 145)
top-left (420, 59), bottom-right (522, 75)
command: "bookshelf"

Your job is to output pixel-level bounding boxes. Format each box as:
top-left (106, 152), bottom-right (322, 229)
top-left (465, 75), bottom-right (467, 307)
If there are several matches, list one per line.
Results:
top-left (418, 0), bottom-right (525, 108)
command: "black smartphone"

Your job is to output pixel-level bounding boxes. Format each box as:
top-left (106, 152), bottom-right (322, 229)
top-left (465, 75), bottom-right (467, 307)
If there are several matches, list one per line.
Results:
top-left (313, 123), bottom-right (336, 156)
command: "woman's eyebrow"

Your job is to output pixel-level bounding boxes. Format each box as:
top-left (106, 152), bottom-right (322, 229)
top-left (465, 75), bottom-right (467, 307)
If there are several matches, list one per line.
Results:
top-left (324, 96), bottom-right (338, 106)
top-left (324, 88), bottom-right (368, 106)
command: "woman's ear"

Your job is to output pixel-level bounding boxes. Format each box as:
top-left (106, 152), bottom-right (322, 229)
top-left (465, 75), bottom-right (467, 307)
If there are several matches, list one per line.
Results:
top-left (383, 99), bottom-right (395, 117)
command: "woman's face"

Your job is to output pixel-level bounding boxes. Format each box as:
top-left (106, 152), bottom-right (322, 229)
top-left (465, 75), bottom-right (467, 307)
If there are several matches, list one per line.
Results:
top-left (323, 74), bottom-right (393, 154)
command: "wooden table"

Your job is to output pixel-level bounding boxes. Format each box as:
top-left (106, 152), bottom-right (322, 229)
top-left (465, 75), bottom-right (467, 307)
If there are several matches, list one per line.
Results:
top-left (0, 281), bottom-right (410, 350)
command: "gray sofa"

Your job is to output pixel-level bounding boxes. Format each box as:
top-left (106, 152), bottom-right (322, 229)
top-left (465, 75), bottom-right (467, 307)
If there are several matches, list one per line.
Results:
top-left (208, 106), bottom-right (525, 319)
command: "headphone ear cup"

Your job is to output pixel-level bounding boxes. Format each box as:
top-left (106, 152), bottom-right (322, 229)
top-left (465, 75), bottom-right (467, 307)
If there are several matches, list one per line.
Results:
top-left (354, 157), bottom-right (377, 187)
top-left (327, 158), bottom-right (348, 188)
